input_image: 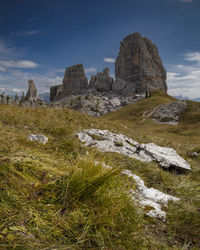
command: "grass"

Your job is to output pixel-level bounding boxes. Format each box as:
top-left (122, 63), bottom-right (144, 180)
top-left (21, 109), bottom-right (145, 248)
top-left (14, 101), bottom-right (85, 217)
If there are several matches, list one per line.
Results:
top-left (0, 91), bottom-right (200, 248)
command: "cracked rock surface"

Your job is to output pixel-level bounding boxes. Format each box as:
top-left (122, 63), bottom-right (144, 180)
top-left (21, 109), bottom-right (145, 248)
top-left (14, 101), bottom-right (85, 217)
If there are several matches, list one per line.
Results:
top-left (77, 129), bottom-right (191, 171)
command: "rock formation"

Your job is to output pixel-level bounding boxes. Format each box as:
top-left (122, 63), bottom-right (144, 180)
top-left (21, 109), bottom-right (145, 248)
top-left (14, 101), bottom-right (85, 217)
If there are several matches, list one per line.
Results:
top-left (63, 64), bottom-right (88, 96)
top-left (50, 64), bottom-right (88, 102)
top-left (25, 80), bottom-right (38, 101)
top-left (113, 32), bottom-right (167, 96)
top-left (89, 68), bottom-right (113, 92)
top-left (49, 32), bottom-right (168, 116)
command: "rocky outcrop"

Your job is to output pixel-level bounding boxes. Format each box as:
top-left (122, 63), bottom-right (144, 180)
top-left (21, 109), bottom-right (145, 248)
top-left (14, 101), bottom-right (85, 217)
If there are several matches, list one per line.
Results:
top-left (77, 129), bottom-right (191, 171)
top-left (113, 32), bottom-right (167, 96)
top-left (89, 68), bottom-right (113, 92)
top-left (25, 80), bottom-right (38, 101)
top-left (51, 93), bottom-right (144, 117)
top-left (152, 101), bottom-right (187, 124)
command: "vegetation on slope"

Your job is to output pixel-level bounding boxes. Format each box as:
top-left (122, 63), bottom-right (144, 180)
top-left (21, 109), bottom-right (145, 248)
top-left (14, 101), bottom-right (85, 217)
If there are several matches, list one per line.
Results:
top-left (0, 91), bottom-right (200, 249)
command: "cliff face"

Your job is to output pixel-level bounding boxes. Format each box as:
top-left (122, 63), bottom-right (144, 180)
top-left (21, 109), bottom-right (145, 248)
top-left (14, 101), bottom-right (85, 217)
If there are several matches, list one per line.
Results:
top-left (113, 32), bottom-right (167, 96)
top-left (63, 64), bottom-right (88, 96)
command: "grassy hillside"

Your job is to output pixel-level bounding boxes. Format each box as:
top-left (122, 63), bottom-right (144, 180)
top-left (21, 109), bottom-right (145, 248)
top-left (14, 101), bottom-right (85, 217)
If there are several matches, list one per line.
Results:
top-left (0, 91), bottom-right (200, 249)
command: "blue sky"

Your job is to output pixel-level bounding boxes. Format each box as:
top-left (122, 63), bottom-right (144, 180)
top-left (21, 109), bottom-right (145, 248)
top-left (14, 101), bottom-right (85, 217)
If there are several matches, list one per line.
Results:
top-left (0, 0), bottom-right (200, 98)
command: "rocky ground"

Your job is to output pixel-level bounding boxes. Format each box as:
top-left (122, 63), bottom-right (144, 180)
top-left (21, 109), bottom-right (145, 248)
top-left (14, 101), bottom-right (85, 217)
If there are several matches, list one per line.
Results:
top-left (51, 91), bottom-right (145, 117)
top-left (152, 101), bottom-right (187, 124)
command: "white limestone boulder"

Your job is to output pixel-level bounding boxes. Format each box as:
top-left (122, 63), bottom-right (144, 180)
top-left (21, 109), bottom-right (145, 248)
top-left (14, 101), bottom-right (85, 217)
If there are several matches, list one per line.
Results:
top-left (122, 170), bottom-right (180, 221)
top-left (77, 129), bottom-right (191, 171)
top-left (27, 134), bottom-right (48, 144)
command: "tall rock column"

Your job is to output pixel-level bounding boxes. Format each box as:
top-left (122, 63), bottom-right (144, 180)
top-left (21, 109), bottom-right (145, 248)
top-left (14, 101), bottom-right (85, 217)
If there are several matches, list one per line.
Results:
top-left (25, 79), bottom-right (38, 101)
top-left (113, 32), bottom-right (167, 96)
top-left (63, 64), bottom-right (88, 96)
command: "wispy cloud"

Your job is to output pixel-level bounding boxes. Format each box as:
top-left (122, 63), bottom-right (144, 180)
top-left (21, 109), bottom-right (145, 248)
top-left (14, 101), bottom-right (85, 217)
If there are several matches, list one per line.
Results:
top-left (184, 52), bottom-right (200, 62)
top-left (85, 67), bottom-right (97, 73)
top-left (16, 30), bottom-right (40, 37)
top-left (0, 60), bottom-right (38, 69)
top-left (104, 58), bottom-right (115, 63)
top-left (179, 0), bottom-right (193, 3)
top-left (0, 38), bottom-right (13, 56)
top-left (167, 51), bottom-right (200, 98)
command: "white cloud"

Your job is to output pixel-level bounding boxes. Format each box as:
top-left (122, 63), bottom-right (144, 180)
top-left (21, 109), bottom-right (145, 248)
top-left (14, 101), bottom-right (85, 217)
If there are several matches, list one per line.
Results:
top-left (0, 60), bottom-right (38, 69)
top-left (167, 69), bottom-right (200, 98)
top-left (13, 88), bottom-right (21, 93)
top-left (85, 67), bottom-right (97, 73)
top-left (184, 52), bottom-right (200, 62)
top-left (0, 87), bottom-right (5, 92)
top-left (167, 51), bottom-right (200, 98)
top-left (104, 58), bottom-right (115, 63)
top-left (179, 0), bottom-right (193, 2)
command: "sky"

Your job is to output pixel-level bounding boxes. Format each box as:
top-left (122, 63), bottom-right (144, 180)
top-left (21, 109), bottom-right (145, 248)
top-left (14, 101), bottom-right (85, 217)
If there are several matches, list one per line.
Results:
top-left (0, 0), bottom-right (200, 98)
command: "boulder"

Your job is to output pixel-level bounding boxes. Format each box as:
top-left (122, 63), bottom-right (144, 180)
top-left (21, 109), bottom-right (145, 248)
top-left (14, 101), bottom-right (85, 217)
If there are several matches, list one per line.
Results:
top-left (77, 129), bottom-right (191, 171)
top-left (113, 32), bottom-right (167, 96)
top-left (25, 80), bottom-right (38, 101)
top-left (89, 68), bottom-right (113, 92)
top-left (27, 134), bottom-right (48, 144)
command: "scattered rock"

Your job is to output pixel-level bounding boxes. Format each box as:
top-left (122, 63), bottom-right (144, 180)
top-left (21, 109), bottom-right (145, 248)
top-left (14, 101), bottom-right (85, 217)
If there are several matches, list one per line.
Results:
top-left (27, 134), bottom-right (48, 144)
top-left (95, 161), bottom-right (180, 220)
top-left (122, 170), bottom-right (180, 221)
top-left (114, 32), bottom-right (167, 96)
top-left (25, 80), bottom-right (39, 101)
top-left (190, 152), bottom-right (199, 157)
top-left (77, 129), bottom-right (191, 171)
top-left (152, 101), bottom-right (187, 124)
